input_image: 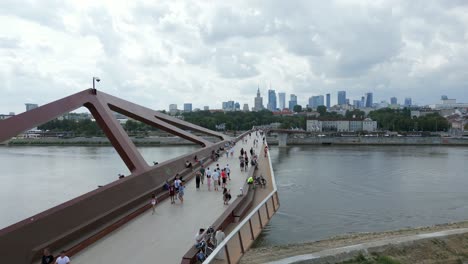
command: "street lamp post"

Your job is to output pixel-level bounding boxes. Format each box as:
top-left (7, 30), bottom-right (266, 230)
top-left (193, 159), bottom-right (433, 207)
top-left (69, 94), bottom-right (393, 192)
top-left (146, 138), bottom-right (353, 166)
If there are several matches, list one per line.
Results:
top-left (92, 77), bottom-right (100, 95)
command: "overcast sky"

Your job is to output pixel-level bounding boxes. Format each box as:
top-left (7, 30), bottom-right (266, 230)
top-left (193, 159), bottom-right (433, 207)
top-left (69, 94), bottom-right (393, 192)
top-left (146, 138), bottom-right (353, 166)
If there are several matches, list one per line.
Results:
top-left (1, 0), bottom-right (467, 114)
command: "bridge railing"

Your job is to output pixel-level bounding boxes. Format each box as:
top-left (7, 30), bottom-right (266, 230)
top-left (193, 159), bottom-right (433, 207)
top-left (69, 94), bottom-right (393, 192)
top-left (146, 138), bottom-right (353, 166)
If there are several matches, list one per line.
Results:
top-left (203, 143), bottom-right (279, 264)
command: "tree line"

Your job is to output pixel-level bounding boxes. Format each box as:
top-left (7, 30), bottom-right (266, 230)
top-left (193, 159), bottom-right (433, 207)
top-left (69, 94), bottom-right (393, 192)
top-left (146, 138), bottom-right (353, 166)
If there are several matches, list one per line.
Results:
top-left (37, 107), bottom-right (449, 137)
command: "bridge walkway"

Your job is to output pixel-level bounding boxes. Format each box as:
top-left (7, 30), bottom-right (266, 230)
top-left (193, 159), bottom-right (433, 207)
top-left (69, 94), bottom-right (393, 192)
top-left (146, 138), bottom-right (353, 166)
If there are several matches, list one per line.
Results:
top-left (73, 133), bottom-right (262, 264)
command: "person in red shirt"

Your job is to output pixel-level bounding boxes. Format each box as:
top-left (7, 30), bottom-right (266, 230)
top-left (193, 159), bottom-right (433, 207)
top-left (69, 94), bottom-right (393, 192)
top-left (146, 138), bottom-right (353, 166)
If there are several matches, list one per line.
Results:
top-left (221, 169), bottom-right (227, 188)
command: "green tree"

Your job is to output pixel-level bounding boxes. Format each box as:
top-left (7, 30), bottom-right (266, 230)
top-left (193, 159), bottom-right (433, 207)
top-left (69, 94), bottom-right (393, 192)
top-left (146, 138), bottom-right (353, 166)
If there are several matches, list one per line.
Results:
top-left (293, 105), bottom-right (302, 112)
top-left (317, 105), bottom-right (327, 116)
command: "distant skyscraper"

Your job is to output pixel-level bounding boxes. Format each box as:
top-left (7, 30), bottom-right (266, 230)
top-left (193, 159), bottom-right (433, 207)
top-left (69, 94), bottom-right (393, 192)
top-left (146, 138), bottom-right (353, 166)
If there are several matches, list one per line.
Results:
top-left (365, 92), bottom-right (373, 108)
top-left (267, 89), bottom-right (277, 111)
top-left (243, 104), bottom-right (249, 112)
top-left (337, 91), bottom-right (346, 105)
top-left (404, 97), bottom-right (412, 107)
top-left (254, 87), bottom-right (264, 111)
top-left (361, 96), bottom-right (365, 107)
top-left (326, 93), bottom-right (331, 108)
top-left (183, 103), bottom-right (192, 112)
top-left (309, 95), bottom-right (325, 109)
top-left (234, 102), bottom-right (240, 111)
top-left (222, 101), bottom-right (236, 111)
top-left (353, 100), bottom-right (361, 108)
top-left (25, 103), bottom-right (38, 112)
top-left (288, 94), bottom-right (297, 110)
top-left (441, 95), bottom-right (448, 100)
top-left (203, 106), bottom-right (209, 111)
top-left (390, 97), bottom-right (397, 105)
top-left (278, 92), bottom-right (286, 110)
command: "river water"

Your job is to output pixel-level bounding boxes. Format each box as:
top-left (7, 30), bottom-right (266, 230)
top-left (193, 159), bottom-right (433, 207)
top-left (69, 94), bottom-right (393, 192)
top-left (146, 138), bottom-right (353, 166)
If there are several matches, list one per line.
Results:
top-left (1, 145), bottom-right (467, 247)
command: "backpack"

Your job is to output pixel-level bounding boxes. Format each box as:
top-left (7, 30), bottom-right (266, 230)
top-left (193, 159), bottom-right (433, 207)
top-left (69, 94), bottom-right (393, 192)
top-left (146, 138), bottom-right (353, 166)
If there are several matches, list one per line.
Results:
top-left (197, 251), bottom-right (206, 262)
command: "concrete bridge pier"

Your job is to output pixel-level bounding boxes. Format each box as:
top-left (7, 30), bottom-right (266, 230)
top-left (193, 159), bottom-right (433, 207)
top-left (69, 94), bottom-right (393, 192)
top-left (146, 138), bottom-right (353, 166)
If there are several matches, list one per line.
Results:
top-left (278, 133), bottom-right (288, 147)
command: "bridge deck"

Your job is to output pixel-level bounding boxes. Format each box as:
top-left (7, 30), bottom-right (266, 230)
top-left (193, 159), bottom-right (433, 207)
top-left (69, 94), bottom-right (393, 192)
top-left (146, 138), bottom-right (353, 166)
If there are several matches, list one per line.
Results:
top-left (73, 134), bottom-right (262, 264)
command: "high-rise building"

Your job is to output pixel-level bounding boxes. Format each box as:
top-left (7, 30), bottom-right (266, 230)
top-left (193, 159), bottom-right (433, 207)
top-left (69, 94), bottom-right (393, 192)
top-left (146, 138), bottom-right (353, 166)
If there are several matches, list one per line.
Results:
top-left (278, 92), bottom-right (286, 110)
top-left (267, 89), bottom-right (277, 111)
top-left (25, 103), bottom-right (38, 112)
top-left (309, 95), bottom-right (325, 109)
top-left (361, 96), bottom-right (365, 107)
top-left (243, 104), bottom-right (249, 112)
top-left (365, 92), bottom-right (373, 108)
top-left (390, 97), bottom-right (397, 105)
top-left (288, 94), bottom-right (297, 110)
top-left (353, 100), bottom-right (361, 108)
top-left (222, 101), bottom-right (236, 111)
top-left (183, 103), bottom-right (192, 112)
top-left (404, 97), bottom-right (412, 107)
top-left (234, 102), bottom-right (240, 111)
top-left (203, 106), bottom-right (209, 111)
top-left (326, 93), bottom-right (331, 108)
top-left (254, 87), bottom-right (264, 111)
top-left (337, 91), bottom-right (346, 105)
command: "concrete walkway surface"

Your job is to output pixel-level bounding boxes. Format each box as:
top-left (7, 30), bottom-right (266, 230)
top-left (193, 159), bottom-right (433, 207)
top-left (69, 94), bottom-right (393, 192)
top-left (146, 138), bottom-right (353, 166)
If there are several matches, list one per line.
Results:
top-left (73, 133), bottom-right (263, 264)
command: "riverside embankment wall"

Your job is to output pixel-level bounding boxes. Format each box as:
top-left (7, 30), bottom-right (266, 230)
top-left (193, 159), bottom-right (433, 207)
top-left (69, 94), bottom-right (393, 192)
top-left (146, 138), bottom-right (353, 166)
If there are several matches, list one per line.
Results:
top-left (266, 136), bottom-right (468, 146)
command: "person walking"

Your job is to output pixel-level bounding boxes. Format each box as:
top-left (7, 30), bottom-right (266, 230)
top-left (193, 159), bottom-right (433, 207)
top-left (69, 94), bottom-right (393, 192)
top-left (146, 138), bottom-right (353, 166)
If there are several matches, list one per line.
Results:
top-left (41, 248), bottom-right (54, 264)
top-left (230, 147), bottom-right (234, 157)
top-left (199, 165), bottom-right (205, 184)
top-left (221, 169), bottom-right (227, 188)
top-left (174, 176), bottom-right (181, 200)
top-left (206, 167), bottom-right (212, 191)
top-left (195, 171), bottom-right (201, 189)
top-left (225, 164), bottom-right (231, 180)
top-left (151, 193), bottom-right (157, 215)
top-left (212, 169), bottom-right (220, 191)
top-left (169, 184), bottom-right (176, 204)
top-left (250, 147), bottom-right (253, 156)
top-left (55, 251), bottom-right (70, 264)
top-left (240, 148), bottom-right (244, 156)
top-left (264, 145), bottom-right (268, 157)
top-left (178, 182), bottom-right (185, 203)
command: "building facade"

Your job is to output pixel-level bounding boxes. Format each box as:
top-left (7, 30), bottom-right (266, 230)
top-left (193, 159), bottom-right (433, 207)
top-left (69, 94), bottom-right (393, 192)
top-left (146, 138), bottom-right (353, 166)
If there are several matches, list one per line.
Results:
top-left (338, 91), bottom-right (346, 105)
top-left (278, 92), bottom-right (286, 110)
top-left (365, 92), bottom-right (373, 108)
top-left (267, 89), bottom-right (277, 111)
top-left (254, 88), bottom-right (264, 111)
top-left (306, 120), bottom-right (322, 132)
top-left (326, 93), bottom-right (331, 109)
top-left (289, 94), bottom-right (297, 110)
top-left (183, 103), bottom-right (192, 112)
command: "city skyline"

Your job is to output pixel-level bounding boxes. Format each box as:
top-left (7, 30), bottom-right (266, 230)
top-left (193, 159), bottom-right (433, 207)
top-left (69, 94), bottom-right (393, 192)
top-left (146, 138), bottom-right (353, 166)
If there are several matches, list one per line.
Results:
top-left (1, 1), bottom-right (468, 114)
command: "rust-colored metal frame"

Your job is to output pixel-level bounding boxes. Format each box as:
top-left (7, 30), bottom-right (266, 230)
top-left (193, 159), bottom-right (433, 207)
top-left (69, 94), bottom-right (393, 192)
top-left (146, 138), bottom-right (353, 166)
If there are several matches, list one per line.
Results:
top-left (0, 89), bottom-right (231, 263)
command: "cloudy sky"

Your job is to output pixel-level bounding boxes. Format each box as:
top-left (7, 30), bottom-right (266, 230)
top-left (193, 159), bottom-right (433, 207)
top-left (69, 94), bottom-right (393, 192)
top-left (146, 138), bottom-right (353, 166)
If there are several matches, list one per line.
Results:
top-left (1, 0), bottom-right (467, 114)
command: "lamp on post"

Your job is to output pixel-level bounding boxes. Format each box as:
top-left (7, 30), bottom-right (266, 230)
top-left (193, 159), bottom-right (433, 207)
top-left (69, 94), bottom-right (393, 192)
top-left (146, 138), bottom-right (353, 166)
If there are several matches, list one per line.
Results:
top-left (92, 77), bottom-right (100, 95)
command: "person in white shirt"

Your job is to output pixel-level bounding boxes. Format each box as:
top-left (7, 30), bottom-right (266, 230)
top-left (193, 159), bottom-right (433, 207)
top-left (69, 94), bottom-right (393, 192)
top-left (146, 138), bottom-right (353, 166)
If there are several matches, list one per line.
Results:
top-left (206, 167), bottom-right (212, 191)
top-left (55, 251), bottom-right (70, 264)
top-left (212, 170), bottom-right (220, 191)
top-left (225, 164), bottom-right (231, 180)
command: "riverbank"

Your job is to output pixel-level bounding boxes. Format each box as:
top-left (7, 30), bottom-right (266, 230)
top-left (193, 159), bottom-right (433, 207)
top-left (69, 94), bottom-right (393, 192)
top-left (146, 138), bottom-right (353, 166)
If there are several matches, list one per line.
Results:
top-left (4, 136), bottom-right (468, 146)
top-left (266, 135), bottom-right (468, 146)
top-left (3, 136), bottom-right (216, 146)
top-left (241, 220), bottom-right (468, 264)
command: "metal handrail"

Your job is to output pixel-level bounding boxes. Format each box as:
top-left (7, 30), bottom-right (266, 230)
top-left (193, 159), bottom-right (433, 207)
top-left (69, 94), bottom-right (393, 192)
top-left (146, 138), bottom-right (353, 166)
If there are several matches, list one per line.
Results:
top-left (203, 140), bottom-right (277, 263)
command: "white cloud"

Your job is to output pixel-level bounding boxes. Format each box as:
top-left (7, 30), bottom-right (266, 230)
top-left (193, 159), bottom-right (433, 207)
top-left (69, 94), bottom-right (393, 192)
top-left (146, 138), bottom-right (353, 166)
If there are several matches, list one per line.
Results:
top-left (0, 0), bottom-right (467, 114)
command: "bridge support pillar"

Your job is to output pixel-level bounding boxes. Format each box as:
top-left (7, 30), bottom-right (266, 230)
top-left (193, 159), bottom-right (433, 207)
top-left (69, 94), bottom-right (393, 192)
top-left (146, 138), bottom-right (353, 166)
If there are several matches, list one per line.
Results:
top-left (278, 133), bottom-right (288, 147)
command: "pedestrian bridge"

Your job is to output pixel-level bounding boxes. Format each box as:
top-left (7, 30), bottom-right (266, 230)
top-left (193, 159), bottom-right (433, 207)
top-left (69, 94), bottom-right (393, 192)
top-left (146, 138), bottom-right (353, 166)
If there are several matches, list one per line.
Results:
top-left (0, 89), bottom-right (279, 264)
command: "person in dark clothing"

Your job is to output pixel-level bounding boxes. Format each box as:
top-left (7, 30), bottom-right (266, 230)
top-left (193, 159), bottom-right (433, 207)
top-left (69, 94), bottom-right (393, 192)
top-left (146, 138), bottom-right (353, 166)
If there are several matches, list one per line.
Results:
top-left (195, 171), bottom-right (201, 189)
top-left (41, 248), bottom-right (54, 264)
top-left (250, 147), bottom-right (253, 156)
top-left (240, 148), bottom-right (244, 156)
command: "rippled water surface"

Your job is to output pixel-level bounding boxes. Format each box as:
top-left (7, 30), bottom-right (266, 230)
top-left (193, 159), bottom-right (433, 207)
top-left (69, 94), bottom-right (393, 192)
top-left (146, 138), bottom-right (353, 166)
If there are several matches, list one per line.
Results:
top-left (1, 145), bottom-right (467, 246)
top-left (254, 145), bottom-right (468, 246)
top-left (0, 145), bottom-right (198, 229)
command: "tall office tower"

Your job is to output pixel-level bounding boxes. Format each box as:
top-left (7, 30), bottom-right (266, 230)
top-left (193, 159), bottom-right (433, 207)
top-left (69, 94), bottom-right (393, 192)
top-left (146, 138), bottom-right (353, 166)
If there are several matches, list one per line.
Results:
top-left (337, 91), bottom-right (346, 105)
top-left (25, 103), bottom-right (38, 112)
top-left (267, 89), bottom-right (277, 111)
top-left (353, 100), bottom-right (361, 108)
top-left (183, 103), bottom-right (192, 112)
top-left (203, 106), bottom-right (209, 111)
top-left (289, 94), bottom-right (298, 110)
top-left (361, 96), bottom-right (365, 107)
top-left (365, 92), bottom-right (373, 108)
top-left (243, 104), bottom-right (249, 112)
top-left (326, 93), bottom-right (331, 108)
top-left (390, 97), bottom-right (397, 105)
top-left (234, 102), bottom-right (240, 111)
top-left (254, 87), bottom-right (264, 111)
top-left (404, 97), bottom-right (412, 107)
top-left (441, 95), bottom-right (448, 100)
top-left (309, 95), bottom-right (325, 108)
top-left (278, 92), bottom-right (286, 110)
